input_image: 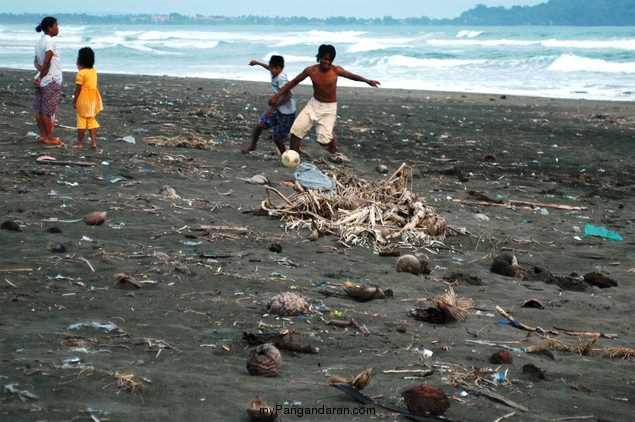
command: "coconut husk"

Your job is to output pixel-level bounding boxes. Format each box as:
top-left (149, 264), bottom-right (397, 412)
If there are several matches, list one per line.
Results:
top-left (329, 367), bottom-right (373, 390)
top-left (1, 220), bottom-right (22, 231)
top-left (246, 396), bottom-right (277, 421)
top-left (410, 286), bottom-right (474, 324)
top-left (84, 211), bottom-right (107, 226)
top-left (114, 273), bottom-right (141, 289)
top-left (260, 163), bottom-right (446, 253)
top-left (343, 281), bottom-right (392, 302)
top-left (490, 252), bottom-right (524, 277)
top-left (267, 292), bottom-right (309, 316)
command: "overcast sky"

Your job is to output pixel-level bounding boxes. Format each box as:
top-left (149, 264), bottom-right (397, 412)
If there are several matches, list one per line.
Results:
top-left (1, 1), bottom-right (547, 19)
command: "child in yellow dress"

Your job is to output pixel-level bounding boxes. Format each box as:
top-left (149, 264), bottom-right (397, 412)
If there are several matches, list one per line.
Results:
top-left (73, 47), bottom-right (103, 148)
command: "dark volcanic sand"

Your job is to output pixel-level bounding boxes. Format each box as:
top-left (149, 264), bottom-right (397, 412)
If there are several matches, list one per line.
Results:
top-left (1, 67), bottom-right (634, 421)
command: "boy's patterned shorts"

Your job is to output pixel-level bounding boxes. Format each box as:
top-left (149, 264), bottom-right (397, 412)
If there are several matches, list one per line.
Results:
top-left (33, 82), bottom-right (62, 116)
top-left (258, 108), bottom-right (295, 142)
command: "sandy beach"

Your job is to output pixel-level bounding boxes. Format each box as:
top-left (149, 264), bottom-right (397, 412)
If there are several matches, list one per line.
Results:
top-left (1, 67), bottom-right (634, 422)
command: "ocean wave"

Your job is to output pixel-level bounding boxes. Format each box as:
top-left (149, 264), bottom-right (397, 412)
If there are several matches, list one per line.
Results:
top-left (384, 54), bottom-right (485, 68)
top-left (456, 30), bottom-right (484, 38)
top-left (346, 39), bottom-right (413, 53)
top-left (62, 26), bottom-right (87, 34)
top-left (257, 53), bottom-right (316, 63)
top-left (431, 37), bottom-right (635, 50)
top-left (548, 54), bottom-right (635, 73)
top-left (276, 29), bottom-right (368, 46)
top-left (162, 40), bottom-right (220, 49)
top-left (1, 23), bottom-right (634, 101)
top-left (542, 38), bottom-right (635, 50)
top-left (429, 39), bottom-right (540, 47)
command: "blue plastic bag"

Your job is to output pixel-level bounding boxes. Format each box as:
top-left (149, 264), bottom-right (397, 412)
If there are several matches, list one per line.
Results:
top-left (583, 224), bottom-right (623, 241)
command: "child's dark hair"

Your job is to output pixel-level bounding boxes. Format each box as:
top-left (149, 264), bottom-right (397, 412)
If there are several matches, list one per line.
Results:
top-left (316, 44), bottom-right (336, 62)
top-left (36, 17), bottom-right (57, 33)
top-left (77, 47), bottom-right (95, 68)
top-left (269, 55), bottom-right (284, 68)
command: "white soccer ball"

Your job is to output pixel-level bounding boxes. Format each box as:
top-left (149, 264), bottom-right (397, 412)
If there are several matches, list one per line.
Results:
top-left (281, 149), bottom-right (300, 168)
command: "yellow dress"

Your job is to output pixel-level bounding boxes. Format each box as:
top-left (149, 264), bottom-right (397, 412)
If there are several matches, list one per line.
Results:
top-left (75, 68), bottom-right (103, 117)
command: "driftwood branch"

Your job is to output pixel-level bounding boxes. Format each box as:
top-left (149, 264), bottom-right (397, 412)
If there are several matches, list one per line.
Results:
top-left (77, 257), bottom-right (95, 273)
top-left (553, 326), bottom-right (618, 340)
top-left (189, 225), bottom-right (249, 234)
top-left (199, 252), bottom-right (249, 259)
top-left (325, 318), bottom-right (369, 336)
top-left (0, 268), bottom-right (33, 273)
top-left (264, 185), bottom-right (294, 206)
top-left (454, 380), bottom-right (529, 412)
top-left (496, 305), bottom-right (557, 335)
top-left (38, 160), bottom-right (96, 167)
top-left (454, 198), bottom-right (586, 211)
top-left (382, 369), bottom-right (434, 376)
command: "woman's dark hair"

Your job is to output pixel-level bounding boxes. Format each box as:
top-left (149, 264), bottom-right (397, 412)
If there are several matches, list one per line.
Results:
top-left (77, 47), bottom-right (95, 68)
top-left (269, 55), bottom-right (284, 68)
top-left (316, 44), bottom-right (336, 62)
top-left (36, 17), bottom-right (57, 33)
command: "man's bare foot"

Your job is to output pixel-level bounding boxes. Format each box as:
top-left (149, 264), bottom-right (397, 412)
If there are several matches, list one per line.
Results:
top-left (241, 146), bottom-right (256, 154)
top-left (91, 144), bottom-right (97, 149)
top-left (74, 144), bottom-right (84, 149)
top-left (325, 136), bottom-right (338, 154)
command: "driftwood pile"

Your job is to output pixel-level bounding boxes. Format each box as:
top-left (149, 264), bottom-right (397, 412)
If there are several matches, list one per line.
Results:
top-left (261, 163), bottom-right (446, 252)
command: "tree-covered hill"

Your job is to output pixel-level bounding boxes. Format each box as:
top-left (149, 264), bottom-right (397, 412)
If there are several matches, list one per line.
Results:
top-left (456, 0), bottom-right (635, 25)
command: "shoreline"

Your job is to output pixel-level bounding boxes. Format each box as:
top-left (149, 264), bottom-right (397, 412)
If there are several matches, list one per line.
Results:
top-left (1, 67), bottom-right (634, 421)
top-left (3, 66), bottom-right (635, 104)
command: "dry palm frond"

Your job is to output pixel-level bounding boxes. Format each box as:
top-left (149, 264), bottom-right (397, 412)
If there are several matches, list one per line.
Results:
top-left (541, 335), bottom-right (597, 355)
top-left (107, 371), bottom-right (144, 396)
top-left (137, 338), bottom-right (181, 357)
top-left (61, 337), bottom-right (102, 349)
top-left (188, 106), bottom-right (222, 118)
top-left (143, 134), bottom-right (214, 150)
top-left (602, 346), bottom-right (635, 361)
top-left (261, 163), bottom-right (446, 251)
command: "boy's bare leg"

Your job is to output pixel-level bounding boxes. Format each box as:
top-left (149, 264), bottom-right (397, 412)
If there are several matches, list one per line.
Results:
top-left (272, 137), bottom-right (286, 154)
top-left (242, 125), bottom-right (263, 153)
top-left (77, 129), bottom-right (85, 148)
top-left (325, 133), bottom-right (338, 153)
top-left (89, 128), bottom-right (98, 148)
top-left (290, 134), bottom-right (301, 152)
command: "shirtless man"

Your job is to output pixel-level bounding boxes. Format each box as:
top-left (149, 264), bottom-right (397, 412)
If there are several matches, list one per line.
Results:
top-left (269, 44), bottom-right (380, 153)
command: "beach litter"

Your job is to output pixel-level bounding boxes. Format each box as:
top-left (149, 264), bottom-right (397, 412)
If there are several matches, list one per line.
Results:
top-left (116, 135), bottom-right (136, 144)
top-left (262, 163), bottom-right (446, 253)
top-left (583, 224), bottom-right (623, 241)
top-left (4, 384), bottom-right (39, 402)
top-left (293, 162), bottom-right (336, 190)
top-left (68, 321), bottom-right (121, 333)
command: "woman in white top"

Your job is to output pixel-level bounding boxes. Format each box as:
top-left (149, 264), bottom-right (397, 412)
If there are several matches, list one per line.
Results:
top-left (33, 16), bottom-right (63, 145)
